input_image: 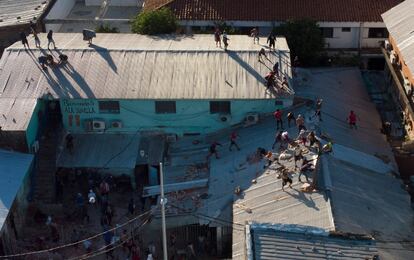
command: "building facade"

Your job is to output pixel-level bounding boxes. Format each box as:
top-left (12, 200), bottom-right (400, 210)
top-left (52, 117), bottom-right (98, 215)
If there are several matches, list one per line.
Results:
top-left (382, 0), bottom-right (414, 141)
top-left (144, 0), bottom-right (401, 51)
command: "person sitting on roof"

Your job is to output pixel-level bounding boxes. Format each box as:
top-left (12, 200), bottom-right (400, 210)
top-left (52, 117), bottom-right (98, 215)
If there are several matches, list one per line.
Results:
top-left (46, 54), bottom-right (55, 66)
top-left (83, 29), bottom-right (96, 45)
top-left (38, 55), bottom-right (48, 69)
top-left (258, 48), bottom-right (267, 62)
top-left (58, 54), bottom-right (68, 64)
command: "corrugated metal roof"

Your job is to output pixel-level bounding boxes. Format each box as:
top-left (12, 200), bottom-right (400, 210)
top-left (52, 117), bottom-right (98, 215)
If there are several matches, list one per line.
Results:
top-left (327, 157), bottom-right (414, 250)
top-left (232, 160), bottom-right (334, 259)
top-left (1, 34), bottom-right (292, 100)
top-left (382, 0), bottom-right (414, 76)
top-left (0, 149), bottom-right (33, 230)
top-left (252, 229), bottom-right (377, 260)
top-left (0, 0), bottom-right (51, 27)
top-left (56, 133), bottom-right (140, 168)
top-left (0, 98), bottom-right (37, 131)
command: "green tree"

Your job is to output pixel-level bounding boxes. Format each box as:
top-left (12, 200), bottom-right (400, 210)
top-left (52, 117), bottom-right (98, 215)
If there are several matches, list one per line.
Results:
top-left (273, 19), bottom-right (325, 66)
top-left (131, 8), bottom-right (177, 35)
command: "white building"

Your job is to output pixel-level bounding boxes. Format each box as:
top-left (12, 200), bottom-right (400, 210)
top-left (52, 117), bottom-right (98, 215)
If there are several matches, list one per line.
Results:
top-left (44, 0), bottom-right (144, 33)
top-left (144, 0), bottom-right (401, 51)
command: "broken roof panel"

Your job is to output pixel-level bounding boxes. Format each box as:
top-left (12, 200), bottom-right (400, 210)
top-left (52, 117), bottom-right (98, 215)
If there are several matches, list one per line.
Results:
top-left (232, 161), bottom-right (334, 259)
top-left (0, 0), bottom-right (51, 27)
top-left (1, 34), bottom-right (291, 100)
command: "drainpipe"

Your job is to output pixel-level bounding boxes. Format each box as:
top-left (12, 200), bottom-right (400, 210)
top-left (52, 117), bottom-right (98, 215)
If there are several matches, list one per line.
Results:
top-left (358, 22), bottom-right (362, 56)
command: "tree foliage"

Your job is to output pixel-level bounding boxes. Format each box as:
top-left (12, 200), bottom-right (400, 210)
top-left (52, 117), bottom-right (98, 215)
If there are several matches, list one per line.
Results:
top-left (131, 8), bottom-right (177, 35)
top-left (273, 19), bottom-right (325, 66)
top-left (96, 23), bottom-right (119, 33)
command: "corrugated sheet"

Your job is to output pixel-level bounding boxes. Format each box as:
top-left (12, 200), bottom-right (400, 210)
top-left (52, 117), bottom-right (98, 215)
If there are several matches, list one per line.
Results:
top-left (232, 163), bottom-right (334, 259)
top-left (0, 0), bottom-right (51, 27)
top-left (252, 229), bottom-right (377, 260)
top-left (56, 133), bottom-right (140, 169)
top-left (1, 34), bottom-right (291, 100)
top-left (382, 0), bottom-right (414, 76)
top-left (328, 157), bottom-right (414, 246)
top-left (0, 98), bottom-right (37, 131)
top-left (0, 149), bottom-right (33, 230)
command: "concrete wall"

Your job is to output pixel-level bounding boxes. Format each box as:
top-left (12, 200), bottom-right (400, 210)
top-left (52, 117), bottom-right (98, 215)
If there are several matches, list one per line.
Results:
top-left (389, 36), bottom-right (414, 85)
top-left (25, 100), bottom-right (45, 152)
top-left (361, 22), bottom-right (387, 49)
top-left (59, 99), bottom-right (291, 135)
top-left (45, 0), bottom-right (76, 32)
top-left (85, 0), bottom-right (141, 6)
top-left (181, 20), bottom-right (387, 50)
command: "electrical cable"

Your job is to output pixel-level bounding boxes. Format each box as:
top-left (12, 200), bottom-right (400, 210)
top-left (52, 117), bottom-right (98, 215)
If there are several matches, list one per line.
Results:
top-left (68, 213), bottom-right (151, 260)
top-left (0, 206), bottom-right (157, 259)
top-left (168, 203), bottom-right (245, 231)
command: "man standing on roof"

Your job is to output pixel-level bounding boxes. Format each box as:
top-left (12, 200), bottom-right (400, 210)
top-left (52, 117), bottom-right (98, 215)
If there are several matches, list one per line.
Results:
top-left (347, 110), bottom-right (359, 129)
top-left (258, 48), bottom-right (267, 62)
top-left (281, 168), bottom-right (292, 191)
top-left (47, 30), bottom-right (56, 49)
top-left (274, 109), bottom-right (283, 130)
top-left (298, 158), bottom-right (314, 183)
top-left (267, 33), bottom-right (276, 50)
top-left (20, 32), bottom-right (29, 49)
top-left (222, 31), bottom-right (229, 51)
top-left (229, 131), bottom-right (241, 151)
top-left (273, 61), bottom-right (279, 78)
top-left (207, 141), bottom-right (222, 160)
top-left (287, 112), bottom-right (295, 127)
top-left (296, 114), bottom-right (306, 132)
top-left (214, 28), bottom-right (221, 48)
top-left (272, 131), bottom-right (282, 150)
top-left (250, 27), bottom-right (259, 44)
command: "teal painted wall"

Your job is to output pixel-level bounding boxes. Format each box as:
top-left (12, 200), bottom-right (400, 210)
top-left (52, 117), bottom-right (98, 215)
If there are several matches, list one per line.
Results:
top-left (25, 100), bottom-right (44, 151)
top-left (60, 99), bottom-right (292, 134)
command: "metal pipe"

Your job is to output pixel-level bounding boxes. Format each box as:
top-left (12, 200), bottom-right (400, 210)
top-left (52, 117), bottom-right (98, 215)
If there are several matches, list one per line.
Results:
top-left (160, 162), bottom-right (168, 260)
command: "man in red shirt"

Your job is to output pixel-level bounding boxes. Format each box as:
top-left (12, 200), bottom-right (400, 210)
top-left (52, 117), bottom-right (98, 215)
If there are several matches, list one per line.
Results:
top-left (274, 109), bottom-right (283, 130)
top-left (348, 110), bottom-right (358, 129)
top-left (229, 131), bottom-right (241, 151)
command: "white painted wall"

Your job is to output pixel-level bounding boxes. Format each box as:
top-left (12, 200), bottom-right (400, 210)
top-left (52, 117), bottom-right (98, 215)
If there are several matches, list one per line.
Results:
top-left (85, 0), bottom-right (142, 6)
top-left (323, 27), bottom-right (360, 49)
top-left (45, 0), bottom-right (77, 32)
top-left (361, 23), bottom-right (387, 48)
top-left (181, 20), bottom-right (388, 50)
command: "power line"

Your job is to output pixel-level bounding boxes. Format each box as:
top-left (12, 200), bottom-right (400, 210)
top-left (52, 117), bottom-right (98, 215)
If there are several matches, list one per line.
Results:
top-left (168, 203), bottom-right (245, 231)
top-left (0, 207), bottom-right (157, 259)
top-left (69, 214), bottom-right (152, 260)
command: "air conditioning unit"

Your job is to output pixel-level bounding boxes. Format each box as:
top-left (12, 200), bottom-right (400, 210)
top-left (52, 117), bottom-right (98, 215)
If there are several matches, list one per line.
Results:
top-left (404, 78), bottom-right (412, 95)
top-left (384, 39), bottom-right (391, 50)
top-left (219, 114), bottom-right (231, 123)
top-left (390, 54), bottom-right (397, 64)
top-left (245, 113), bottom-right (259, 125)
top-left (92, 119), bottom-right (106, 131)
top-left (166, 134), bottom-right (178, 143)
top-left (111, 120), bottom-right (123, 129)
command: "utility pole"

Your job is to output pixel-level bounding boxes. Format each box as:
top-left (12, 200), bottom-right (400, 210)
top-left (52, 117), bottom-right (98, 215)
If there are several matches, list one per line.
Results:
top-left (160, 162), bottom-right (168, 260)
